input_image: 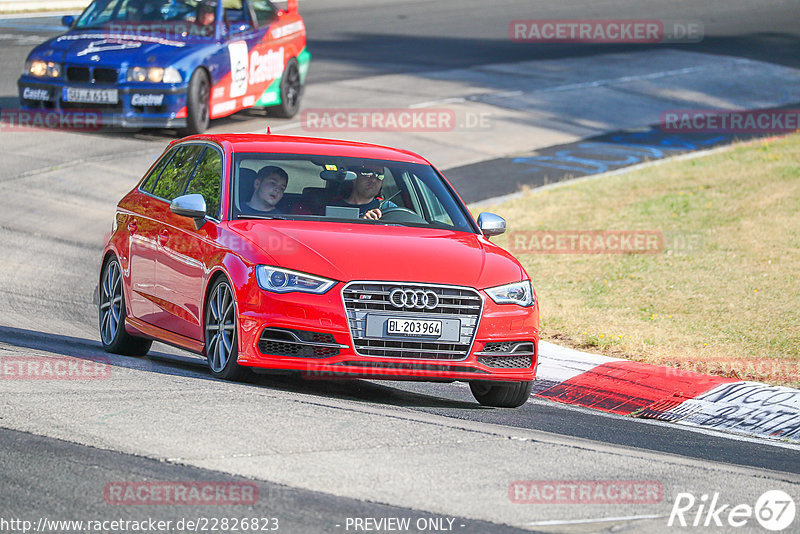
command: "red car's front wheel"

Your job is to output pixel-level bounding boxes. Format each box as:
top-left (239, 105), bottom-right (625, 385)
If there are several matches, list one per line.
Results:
top-left (470, 380), bottom-right (533, 408)
top-left (205, 277), bottom-right (248, 381)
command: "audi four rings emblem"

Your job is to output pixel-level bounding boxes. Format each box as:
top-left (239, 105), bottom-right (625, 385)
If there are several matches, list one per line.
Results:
top-left (389, 288), bottom-right (439, 310)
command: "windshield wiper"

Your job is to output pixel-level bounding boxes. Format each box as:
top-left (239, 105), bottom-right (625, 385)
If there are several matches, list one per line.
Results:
top-left (237, 214), bottom-right (288, 220)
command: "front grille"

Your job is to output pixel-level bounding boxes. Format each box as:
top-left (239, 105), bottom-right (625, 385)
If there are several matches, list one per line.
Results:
top-left (67, 66), bottom-right (90, 82)
top-left (258, 328), bottom-right (341, 359)
top-left (66, 66), bottom-right (119, 84)
top-left (477, 355), bottom-right (534, 368)
top-left (342, 282), bottom-right (482, 361)
top-left (93, 68), bottom-right (118, 84)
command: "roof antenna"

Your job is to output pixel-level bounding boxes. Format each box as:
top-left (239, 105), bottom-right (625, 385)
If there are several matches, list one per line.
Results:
top-left (266, 125), bottom-right (272, 135)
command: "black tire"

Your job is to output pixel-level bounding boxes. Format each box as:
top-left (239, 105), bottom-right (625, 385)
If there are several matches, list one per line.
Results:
top-left (182, 68), bottom-right (210, 135)
top-left (98, 257), bottom-right (152, 356)
top-left (271, 58), bottom-right (301, 118)
top-left (204, 277), bottom-right (248, 381)
top-left (469, 380), bottom-right (533, 408)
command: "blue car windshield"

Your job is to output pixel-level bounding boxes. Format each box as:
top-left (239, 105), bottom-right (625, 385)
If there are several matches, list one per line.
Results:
top-left (75, 0), bottom-right (219, 37)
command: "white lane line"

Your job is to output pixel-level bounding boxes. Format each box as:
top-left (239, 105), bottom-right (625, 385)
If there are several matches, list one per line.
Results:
top-left (528, 514), bottom-right (664, 526)
top-left (0, 21), bottom-right (64, 30)
top-left (519, 65), bottom-right (731, 94)
top-left (409, 97), bottom-right (467, 109)
top-left (412, 61), bottom-right (753, 110)
top-left (0, 12), bottom-right (78, 20)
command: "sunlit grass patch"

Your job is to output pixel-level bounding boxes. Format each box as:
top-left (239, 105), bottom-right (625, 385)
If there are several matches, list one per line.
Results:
top-left (476, 134), bottom-right (800, 387)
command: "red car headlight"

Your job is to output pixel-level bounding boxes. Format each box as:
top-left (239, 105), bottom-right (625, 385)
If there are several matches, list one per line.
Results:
top-left (485, 280), bottom-right (535, 307)
top-left (255, 265), bottom-right (337, 294)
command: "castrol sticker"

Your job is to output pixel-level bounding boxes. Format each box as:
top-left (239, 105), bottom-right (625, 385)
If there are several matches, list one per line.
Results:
top-left (249, 47), bottom-right (284, 85)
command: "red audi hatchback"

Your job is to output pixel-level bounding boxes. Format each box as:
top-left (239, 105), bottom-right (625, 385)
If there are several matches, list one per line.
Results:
top-left (99, 134), bottom-right (539, 407)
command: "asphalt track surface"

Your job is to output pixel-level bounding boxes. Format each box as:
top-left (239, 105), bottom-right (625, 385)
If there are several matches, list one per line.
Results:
top-left (1, 1), bottom-right (799, 532)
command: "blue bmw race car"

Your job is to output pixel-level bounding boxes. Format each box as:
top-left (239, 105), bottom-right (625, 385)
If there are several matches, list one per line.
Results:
top-left (17, 0), bottom-right (309, 133)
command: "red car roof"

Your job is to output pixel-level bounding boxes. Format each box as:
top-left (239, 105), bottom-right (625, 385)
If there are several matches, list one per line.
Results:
top-left (177, 133), bottom-right (431, 164)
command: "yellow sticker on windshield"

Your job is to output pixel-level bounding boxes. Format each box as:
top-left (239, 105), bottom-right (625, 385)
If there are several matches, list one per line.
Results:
top-left (324, 164), bottom-right (338, 171)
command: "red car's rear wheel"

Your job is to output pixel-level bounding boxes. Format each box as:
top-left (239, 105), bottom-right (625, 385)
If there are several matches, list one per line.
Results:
top-left (99, 257), bottom-right (152, 356)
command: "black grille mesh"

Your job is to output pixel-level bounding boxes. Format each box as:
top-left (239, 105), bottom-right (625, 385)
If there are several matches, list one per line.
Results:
top-left (477, 355), bottom-right (534, 368)
top-left (258, 328), bottom-right (339, 359)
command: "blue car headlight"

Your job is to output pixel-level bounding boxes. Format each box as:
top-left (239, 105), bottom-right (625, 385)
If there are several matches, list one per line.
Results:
top-left (485, 280), bottom-right (534, 307)
top-left (256, 266), bottom-right (336, 294)
top-left (26, 60), bottom-right (60, 78)
top-left (127, 66), bottom-right (182, 83)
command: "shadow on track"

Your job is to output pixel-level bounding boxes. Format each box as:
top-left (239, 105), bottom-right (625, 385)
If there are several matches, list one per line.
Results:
top-left (0, 325), bottom-right (480, 409)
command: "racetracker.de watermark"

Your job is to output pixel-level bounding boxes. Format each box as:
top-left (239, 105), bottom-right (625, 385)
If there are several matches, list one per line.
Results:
top-left (510, 19), bottom-right (703, 43)
top-left (509, 230), bottom-right (663, 254)
top-left (661, 109), bottom-right (800, 133)
top-left (300, 108), bottom-right (492, 132)
top-left (104, 482), bottom-right (258, 506)
top-left (0, 356), bottom-right (111, 380)
top-left (509, 480), bottom-right (663, 504)
top-left (0, 109), bottom-right (103, 132)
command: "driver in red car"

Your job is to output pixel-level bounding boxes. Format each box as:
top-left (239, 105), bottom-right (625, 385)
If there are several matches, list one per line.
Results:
top-left (330, 164), bottom-right (397, 220)
top-left (242, 166), bottom-right (289, 214)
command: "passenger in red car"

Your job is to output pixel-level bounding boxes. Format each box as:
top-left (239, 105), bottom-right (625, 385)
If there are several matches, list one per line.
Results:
top-left (243, 166), bottom-right (288, 214)
top-left (330, 164), bottom-right (396, 220)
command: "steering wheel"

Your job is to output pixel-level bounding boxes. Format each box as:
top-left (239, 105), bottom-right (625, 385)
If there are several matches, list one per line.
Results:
top-left (379, 207), bottom-right (427, 224)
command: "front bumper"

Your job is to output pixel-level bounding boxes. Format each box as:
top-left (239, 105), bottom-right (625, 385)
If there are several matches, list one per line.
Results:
top-left (17, 76), bottom-right (189, 129)
top-left (235, 282), bottom-right (539, 383)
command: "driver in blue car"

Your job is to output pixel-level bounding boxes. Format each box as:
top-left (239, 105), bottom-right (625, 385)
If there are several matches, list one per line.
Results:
top-left (331, 164), bottom-right (397, 220)
top-left (190, 0), bottom-right (216, 35)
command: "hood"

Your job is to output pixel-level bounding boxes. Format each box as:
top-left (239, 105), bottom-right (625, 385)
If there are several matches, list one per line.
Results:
top-left (226, 220), bottom-right (526, 289)
top-left (32, 31), bottom-right (191, 65)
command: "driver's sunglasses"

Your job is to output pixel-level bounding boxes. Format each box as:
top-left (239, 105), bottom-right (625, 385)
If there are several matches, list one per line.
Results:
top-left (353, 167), bottom-right (384, 180)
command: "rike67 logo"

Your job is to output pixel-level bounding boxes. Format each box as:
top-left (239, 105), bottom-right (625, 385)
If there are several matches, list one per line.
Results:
top-left (668, 490), bottom-right (795, 531)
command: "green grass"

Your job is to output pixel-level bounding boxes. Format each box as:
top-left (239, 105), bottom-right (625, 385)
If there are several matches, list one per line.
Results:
top-left (477, 134), bottom-right (800, 387)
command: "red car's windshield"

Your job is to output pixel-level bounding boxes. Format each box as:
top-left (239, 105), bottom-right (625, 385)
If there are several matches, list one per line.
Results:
top-left (231, 153), bottom-right (476, 232)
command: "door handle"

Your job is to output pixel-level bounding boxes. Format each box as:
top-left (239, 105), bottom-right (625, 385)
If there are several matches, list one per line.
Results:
top-left (127, 220), bottom-right (137, 233)
top-left (158, 230), bottom-right (169, 246)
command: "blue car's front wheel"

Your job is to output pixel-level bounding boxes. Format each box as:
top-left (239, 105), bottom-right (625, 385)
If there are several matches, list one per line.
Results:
top-left (183, 68), bottom-right (210, 135)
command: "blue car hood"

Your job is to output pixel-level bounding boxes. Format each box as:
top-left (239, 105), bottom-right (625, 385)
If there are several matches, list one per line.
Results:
top-left (33, 30), bottom-right (193, 65)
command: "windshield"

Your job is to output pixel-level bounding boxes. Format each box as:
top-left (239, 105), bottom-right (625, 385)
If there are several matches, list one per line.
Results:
top-left (74, 0), bottom-right (229, 37)
top-left (231, 153), bottom-right (477, 233)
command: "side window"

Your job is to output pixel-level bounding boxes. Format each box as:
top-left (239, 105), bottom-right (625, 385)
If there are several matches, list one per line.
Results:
top-left (151, 145), bottom-right (204, 201)
top-left (412, 174), bottom-right (454, 226)
top-left (224, 0), bottom-right (252, 25)
top-left (185, 147), bottom-right (223, 219)
top-left (250, 0), bottom-right (277, 26)
top-left (140, 148), bottom-right (176, 194)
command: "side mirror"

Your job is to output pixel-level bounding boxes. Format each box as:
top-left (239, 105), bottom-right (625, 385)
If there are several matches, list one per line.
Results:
top-left (62, 15), bottom-right (75, 27)
top-left (170, 194), bottom-right (207, 229)
top-left (477, 212), bottom-right (506, 237)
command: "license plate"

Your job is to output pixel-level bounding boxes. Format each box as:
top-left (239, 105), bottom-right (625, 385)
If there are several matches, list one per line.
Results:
top-left (63, 87), bottom-right (118, 104)
top-left (386, 318), bottom-right (442, 337)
